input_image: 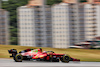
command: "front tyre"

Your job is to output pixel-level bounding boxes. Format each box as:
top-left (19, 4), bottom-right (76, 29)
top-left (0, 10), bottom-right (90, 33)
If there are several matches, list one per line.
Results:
top-left (61, 55), bottom-right (70, 63)
top-left (13, 54), bottom-right (23, 62)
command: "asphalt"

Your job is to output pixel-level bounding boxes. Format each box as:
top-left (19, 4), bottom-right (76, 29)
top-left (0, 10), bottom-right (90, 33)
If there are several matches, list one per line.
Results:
top-left (0, 59), bottom-right (100, 67)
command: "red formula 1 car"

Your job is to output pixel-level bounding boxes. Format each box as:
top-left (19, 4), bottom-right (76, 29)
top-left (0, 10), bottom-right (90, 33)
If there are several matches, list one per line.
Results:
top-left (8, 48), bottom-right (80, 63)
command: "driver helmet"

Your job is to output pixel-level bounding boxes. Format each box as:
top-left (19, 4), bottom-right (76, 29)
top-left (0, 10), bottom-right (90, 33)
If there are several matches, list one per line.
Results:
top-left (43, 51), bottom-right (47, 53)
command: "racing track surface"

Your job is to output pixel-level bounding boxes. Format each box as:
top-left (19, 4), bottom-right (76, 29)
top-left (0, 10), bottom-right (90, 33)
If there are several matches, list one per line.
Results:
top-left (0, 59), bottom-right (100, 67)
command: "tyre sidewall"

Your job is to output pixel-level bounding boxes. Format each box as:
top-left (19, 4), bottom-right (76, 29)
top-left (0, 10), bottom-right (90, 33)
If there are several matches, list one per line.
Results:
top-left (14, 54), bottom-right (23, 62)
top-left (62, 55), bottom-right (70, 63)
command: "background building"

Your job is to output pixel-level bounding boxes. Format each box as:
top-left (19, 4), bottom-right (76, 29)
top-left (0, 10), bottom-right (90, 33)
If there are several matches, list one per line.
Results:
top-left (52, 0), bottom-right (100, 48)
top-left (87, 0), bottom-right (100, 3)
top-left (52, 3), bottom-right (70, 48)
top-left (63, 0), bottom-right (78, 3)
top-left (28, 0), bottom-right (44, 6)
top-left (83, 0), bottom-right (100, 40)
top-left (18, 0), bottom-right (100, 48)
top-left (0, 9), bottom-right (9, 45)
top-left (52, 0), bottom-right (86, 48)
top-left (18, 0), bottom-right (52, 47)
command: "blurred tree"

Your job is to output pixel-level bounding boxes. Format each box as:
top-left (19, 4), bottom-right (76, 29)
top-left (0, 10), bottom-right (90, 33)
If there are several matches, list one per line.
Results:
top-left (2, 0), bottom-right (28, 45)
top-left (47, 0), bottom-right (87, 5)
top-left (79, 0), bottom-right (87, 2)
top-left (47, 0), bottom-right (62, 5)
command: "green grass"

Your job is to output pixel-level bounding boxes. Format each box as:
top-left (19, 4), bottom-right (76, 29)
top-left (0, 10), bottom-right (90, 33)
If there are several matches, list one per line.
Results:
top-left (0, 45), bottom-right (100, 62)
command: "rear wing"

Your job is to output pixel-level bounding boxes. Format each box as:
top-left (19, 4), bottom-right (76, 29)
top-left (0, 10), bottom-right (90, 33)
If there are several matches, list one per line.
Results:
top-left (8, 49), bottom-right (17, 57)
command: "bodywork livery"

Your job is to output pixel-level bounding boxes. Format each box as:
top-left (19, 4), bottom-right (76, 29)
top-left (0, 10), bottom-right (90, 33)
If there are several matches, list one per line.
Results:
top-left (8, 48), bottom-right (80, 63)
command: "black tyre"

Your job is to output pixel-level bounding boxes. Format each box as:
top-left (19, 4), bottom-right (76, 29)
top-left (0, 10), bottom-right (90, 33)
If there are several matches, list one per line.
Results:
top-left (13, 54), bottom-right (23, 62)
top-left (60, 55), bottom-right (70, 63)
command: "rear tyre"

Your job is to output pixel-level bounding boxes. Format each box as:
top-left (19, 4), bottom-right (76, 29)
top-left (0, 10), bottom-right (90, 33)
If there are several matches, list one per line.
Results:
top-left (13, 54), bottom-right (23, 62)
top-left (60, 55), bottom-right (70, 63)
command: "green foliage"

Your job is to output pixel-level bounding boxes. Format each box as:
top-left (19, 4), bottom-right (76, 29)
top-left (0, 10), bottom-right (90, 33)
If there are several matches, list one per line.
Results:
top-left (47, 0), bottom-right (62, 5)
top-left (9, 26), bottom-right (18, 45)
top-left (80, 0), bottom-right (87, 2)
top-left (2, 0), bottom-right (28, 27)
top-left (2, 0), bottom-right (28, 45)
top-left (47, 0), bottom-right (87, 5)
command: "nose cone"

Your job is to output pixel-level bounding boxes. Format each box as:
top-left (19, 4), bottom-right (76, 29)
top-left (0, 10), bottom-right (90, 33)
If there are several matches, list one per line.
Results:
top-left (77, 59), bottom-right (80, 61)
top-left (73, 59), bottom-right (80, 61)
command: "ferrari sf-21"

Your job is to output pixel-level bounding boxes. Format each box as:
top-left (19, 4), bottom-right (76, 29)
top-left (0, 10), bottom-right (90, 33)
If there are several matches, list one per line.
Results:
top-left (8, 48), bottom-right (80, 63)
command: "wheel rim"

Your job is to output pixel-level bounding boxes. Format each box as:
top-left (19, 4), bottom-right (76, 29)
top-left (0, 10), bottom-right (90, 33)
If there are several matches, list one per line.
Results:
top-left (17, 55), bottom-right (22, 61)
top-left (64, 56), bottom-right (69, 61)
